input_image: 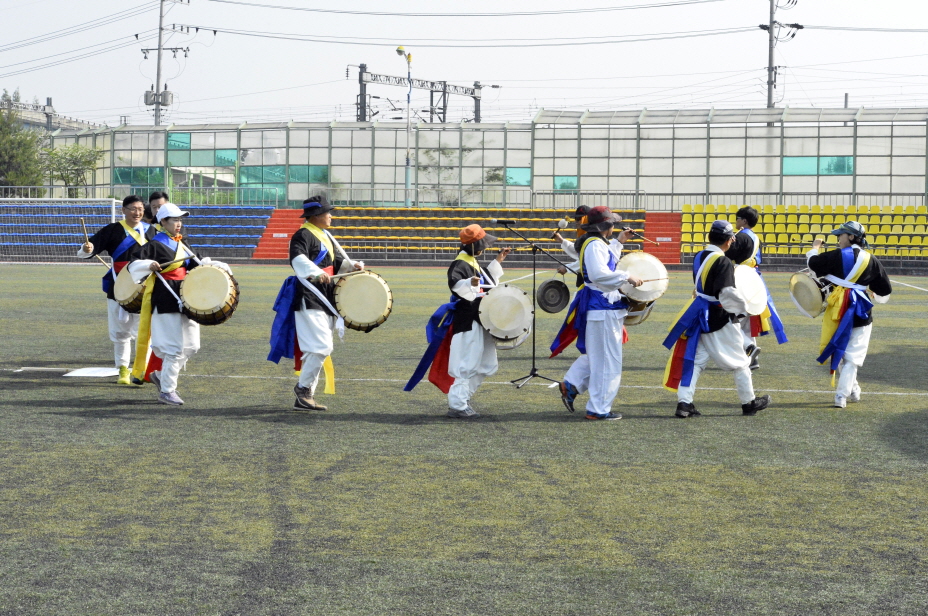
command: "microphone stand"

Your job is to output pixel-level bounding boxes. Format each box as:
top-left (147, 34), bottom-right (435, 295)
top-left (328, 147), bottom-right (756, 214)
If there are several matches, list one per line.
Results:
top-left (495, 221), bottom-right (577, 389)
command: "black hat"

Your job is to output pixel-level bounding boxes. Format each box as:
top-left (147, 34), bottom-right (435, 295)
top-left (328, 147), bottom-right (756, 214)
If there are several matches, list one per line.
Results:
top-left (301, 195), bottom-right (335, 218)
top-left (573, 205), bottom-right (591, 221)
top-left (580, 206), bottom-right (621, 232)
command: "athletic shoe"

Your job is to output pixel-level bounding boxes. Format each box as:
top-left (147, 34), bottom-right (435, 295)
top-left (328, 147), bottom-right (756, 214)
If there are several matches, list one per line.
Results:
top-left (117, 366), bottom-right (131, 385)
top-left (150, 371), bottom-right (162, 392)
top-left (447, 407), bottom-right (480, 419)
top-left (158, 391), bottom-right (184, 406)
top-left (559, 381), bottom-right (579, 413)
top-left (585, 411), bottom-right (621, 421)
top-left (675, 401), bottom-right (698, 418)
top-left (130, 376), bottom-right (145, 386)
top-left (747, 345), bottom-right (762, 371)
top-left (834, 395), bottom-right (847, 409)
top-left (292, 384), bottom-right (327, 411)
top-left (742, 394), bottom-right (771, 416)
top-left (848, 384), bottom-right (861, 403)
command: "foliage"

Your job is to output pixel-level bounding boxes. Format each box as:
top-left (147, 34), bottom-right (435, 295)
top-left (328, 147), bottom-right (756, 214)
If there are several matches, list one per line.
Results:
top-left (0, 107), bottom-right (46, 192)
top-left (41, 143), bottom-right (104, 197)
top-left (0, 87), bottom-right (22, 105)
top-left (417, 142), bottom-right (502, 207)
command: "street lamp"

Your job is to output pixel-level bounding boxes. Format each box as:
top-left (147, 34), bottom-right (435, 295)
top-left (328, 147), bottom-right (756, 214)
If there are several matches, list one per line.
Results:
top-left (396, 46), bottom-right (412, 207)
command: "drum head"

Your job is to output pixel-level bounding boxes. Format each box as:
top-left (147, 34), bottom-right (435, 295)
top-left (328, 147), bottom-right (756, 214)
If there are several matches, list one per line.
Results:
top-left (113, 268), bottom-right (143, 303)
top-left (478, 283), bottom-right (533, 340)
top-left (536, 278), bottom-right (570, 314)
top-left (789, 273), bottom-right (827, 318)
top-left (181, 265), bottom-right (235, 312)
top-left (734, 265), bottom-right (768, 316)
top-left (618, 252), bottom-right (669, 302)
top-left (334, 271), bottom-right (393, 332)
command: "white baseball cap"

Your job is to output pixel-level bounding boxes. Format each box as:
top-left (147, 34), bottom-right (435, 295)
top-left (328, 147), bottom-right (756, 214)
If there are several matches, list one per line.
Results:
top-left (156, 202), bottom-right (189, 222)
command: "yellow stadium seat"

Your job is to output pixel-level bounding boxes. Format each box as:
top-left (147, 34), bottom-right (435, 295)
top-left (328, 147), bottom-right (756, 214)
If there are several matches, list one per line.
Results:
top-left (801, 234), bottom-right (814, 243)
top-left (846, 205), bottom-right (858, 214)
top-left (823, 205), bottom-right (834, 214)
top-left (916, 205), bottom-right (927, 214)
top-left (858, 214), bottom-right (869, 225)
top-left (704, 204), bottom-right (716, 214)
top-left (693, 204), bottom-right (704, 213)
top-left (728, 204), bottom-right (740, 213)
top-left (693, 213), bottom-right (705, 223)
top-left (681, 233), bottom-right (692, 243)
top-left (900, 236), bottom-right (911, 245)
top-left (915, 224), bottom-right (926, 233)
top-left (912, 237), bottom-right (923, 246)
top-left (826, 234), bottom-right (838, 244)
top-left (787, 204), bottom-right (798, 213)
top-left (905, 205), bottom-right (916, 214)
top-left (762, 205), bottom-right (774, 215)
top-left (811, 205), bottom-right (823, 214)
top-left (892, 225), bottom-right (903, 234)
top-left (777, 246), bottom-right (790, 254)
top-left (789, 246), bottom-right (803, 255)
top-left (774, 223), bottom-right (786, 233)
top-left (682, 213), bottom-right (693, 223)
top-left (799, 204), bottom-right (810, 214)
top-left (798, 214), bottom-right (810, 224)
top-left (789, 234), bottom-right (802, 243)
top-left (798, 224), bottom-right (810, 234)
top-left (777, 233), bottom-right (789, 244)
top-left (774, 205), bottom-right (785, 214)
top-left (810, 224), bottom-right (822, 234)
top-left (834, 205), bottom-right (846, 214)
top-left (810, 215), bottom-right (822, 224)
top-left (764, 233), bottom-right (777, 243)
top-left (916, 216), bottom-right (927, 225)
top-left (787, 224), bottom-right (799, 234)
top-left (786, 214), bottom-right (798, 224)
top-left (682, 204), bottom-right (693, 213)
top-left (893, 205), bottom-right (904, 214)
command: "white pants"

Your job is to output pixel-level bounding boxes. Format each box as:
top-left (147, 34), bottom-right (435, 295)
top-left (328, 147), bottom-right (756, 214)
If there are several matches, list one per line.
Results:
top-left (151, 309), bottom-right (200, 393)
top-left (677, 321), bottom-right (755, 405)
top-left (564, 310), bottom-right (625, 417)
top-left (835, 324), bottom-right (872, 398)
top-left (295, 308), bottom-right (335, 393)
top-left (107, 298), bottom-right (139, 368)
top-left (740, 317), bottom-right (755, 351)
top-left (448, 323), bottom-right (498, 411)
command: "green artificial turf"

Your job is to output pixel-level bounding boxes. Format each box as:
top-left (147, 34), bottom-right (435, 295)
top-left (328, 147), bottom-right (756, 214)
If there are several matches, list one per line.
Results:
top-left (1, 263), bottom-right (927, 615)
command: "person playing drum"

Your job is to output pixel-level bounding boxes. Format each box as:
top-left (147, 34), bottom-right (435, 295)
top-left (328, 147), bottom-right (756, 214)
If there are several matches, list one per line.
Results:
top-left (279, 196), bottom-right (364, 412)
top-left (77, 195), bottom-right (156, 385)
top-left (806, 221), bottom-right (891, 408)
top-left (128, 203), bottom-right (233, 405)
top-left (663, 219), bottom-right (771, 418)
top-left (551, 206), bottom-right (643, 421)
top-left (724, 206), bottom-right (788, 370)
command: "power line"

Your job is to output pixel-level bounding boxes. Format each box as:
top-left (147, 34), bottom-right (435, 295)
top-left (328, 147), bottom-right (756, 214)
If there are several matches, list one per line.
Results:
top-left (207, 0), bottom-right (725, 18)
top-left (176, 24), bottom-right (756, 48)
top-left (0, 34), bottom-right (159, 79)
top-left (0, 2), bottom-right (157, 53)
top-left (0, 31), bottom-right (157, 70)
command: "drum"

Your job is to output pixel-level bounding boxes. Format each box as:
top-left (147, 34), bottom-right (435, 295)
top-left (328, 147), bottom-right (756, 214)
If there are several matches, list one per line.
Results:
top-left (618, 252), bottom-right (669, 302)
top-left (478, 283), bottom-right (533, 342)
top-left (734, 264), bottom-right (767, 316)
top-left (113, 267), bottom-right (147, 314)
top-left (495, 329), bottom-right (531, 351)
top-left (333, 271), bottom-right (393, 332)
top-left (536, 278), bottom-right (570, 314)
top-left (625, 299), bottom-right (656, 327)
top-left (789, 271), bottom-right (831, 318)
top-left (180, 264), bottom-right (240, 326)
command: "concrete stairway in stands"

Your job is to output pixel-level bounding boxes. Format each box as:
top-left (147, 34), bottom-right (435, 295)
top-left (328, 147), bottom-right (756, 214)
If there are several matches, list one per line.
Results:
top-left (642, 212), bottom-right (682, 265)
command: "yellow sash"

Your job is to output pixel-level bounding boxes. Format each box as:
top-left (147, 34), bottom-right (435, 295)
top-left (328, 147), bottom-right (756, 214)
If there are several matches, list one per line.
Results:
top-left (819, 249), bottom-right (871, 355)
top-left (296, 222), bottom-right (337, 394)
top-left (119, 220), bottom-right (147, 246)
top-left (300, 222), bottom-right (335, 259)
top-left (454, 250), bottom-right (481, 273)
top-left (130, 242), bottom-right (187, 381)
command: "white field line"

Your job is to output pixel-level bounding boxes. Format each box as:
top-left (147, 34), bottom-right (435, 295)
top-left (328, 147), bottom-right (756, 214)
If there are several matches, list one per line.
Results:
top-left (5, 369), bottom-right (928, 396)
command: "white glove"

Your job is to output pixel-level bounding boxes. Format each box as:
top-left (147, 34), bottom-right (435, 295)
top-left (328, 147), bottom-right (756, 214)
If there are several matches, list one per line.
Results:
top-left (128, 260), bottom-right (156, 282)
top-left (200, 256), bottom-right (212, 266)
top-left (211, 260), bottom-right (233, 275)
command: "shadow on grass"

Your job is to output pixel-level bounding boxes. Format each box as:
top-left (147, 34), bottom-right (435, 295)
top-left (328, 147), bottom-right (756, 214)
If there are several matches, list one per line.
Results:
top-left (861, 345), bottom-right (928, 390)
top-left (878, 409), bottom-right (928, 463)
top-left (41, 401), bottom-right (283, 420)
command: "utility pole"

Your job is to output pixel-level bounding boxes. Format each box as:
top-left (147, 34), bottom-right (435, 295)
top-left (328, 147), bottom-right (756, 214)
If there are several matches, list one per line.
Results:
top-left (154, 0), bottom-right (166, 125)
top-left (759, 0), bottom-right (801, 109)
top-left (142, 0), bottom-right (189, 125)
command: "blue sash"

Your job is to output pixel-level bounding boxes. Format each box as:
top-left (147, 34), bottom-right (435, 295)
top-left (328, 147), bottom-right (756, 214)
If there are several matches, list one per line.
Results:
top-left (816, 247), bottom-right (874, 370)
top-left (268, 276), bottom-right (300, 364)
top-left (404, 296), bottom-right (458, 391)
top-left (101, 222), bottom-right (150, 294)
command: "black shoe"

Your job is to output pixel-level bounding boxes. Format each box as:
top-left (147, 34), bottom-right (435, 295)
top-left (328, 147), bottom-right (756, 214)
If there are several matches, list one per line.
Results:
top-left (559, 381), bottom-right (579, 413)
top-left (746, 345), bottom-right (761, 371)
top-left (293, 397), bottom-right (327, 412)
top-left (130, 376), bottom-right (145, 386)
top-left (675, 401), bottom-right (697, 418)
top-left (742, 394), bottom-right (771, 416)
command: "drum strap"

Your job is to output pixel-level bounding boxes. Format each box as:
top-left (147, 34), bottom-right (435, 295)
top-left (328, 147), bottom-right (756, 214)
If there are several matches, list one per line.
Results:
top-left (300, 222), bottom-right (335, 263)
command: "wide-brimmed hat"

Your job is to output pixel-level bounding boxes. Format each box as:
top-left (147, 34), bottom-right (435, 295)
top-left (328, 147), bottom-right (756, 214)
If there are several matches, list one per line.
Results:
top-left (459, 224), bottom-right (497, 246)
top-left (580, 206), bottom-right (621, 232)
top-left (301, 195), bottom-right (335, 218)
top-left (156, 202), bottom-right (189, 222)
top-left (707, 218), bottom-right (736, 242)
top-left (830, 220), bottom-right (866, 238)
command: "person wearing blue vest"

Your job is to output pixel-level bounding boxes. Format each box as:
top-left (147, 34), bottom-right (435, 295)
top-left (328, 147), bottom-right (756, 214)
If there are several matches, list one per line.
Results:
top-left (663, 219), bottom-right (771, 418)
top-left (77, 195), bottom-right (156, 384)
top-left (128, 203), bottom-right (233, 406)
top-left (555, 206), bottom-right (643, 421)
top-left (287, 196), bottom-right (363, 412)
top-left (725, 206), bottom-right (788, 370)
top-left (806, 221), bottom-right (891, 408)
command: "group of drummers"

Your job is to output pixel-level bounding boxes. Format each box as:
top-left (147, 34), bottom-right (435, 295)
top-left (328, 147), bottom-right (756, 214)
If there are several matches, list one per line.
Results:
top-left (78, 193), bottom-right (892, 418)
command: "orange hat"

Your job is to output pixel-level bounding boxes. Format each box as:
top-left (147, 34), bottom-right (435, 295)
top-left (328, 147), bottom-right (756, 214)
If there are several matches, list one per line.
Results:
top-left (459, 224), bottom-right (497, 246)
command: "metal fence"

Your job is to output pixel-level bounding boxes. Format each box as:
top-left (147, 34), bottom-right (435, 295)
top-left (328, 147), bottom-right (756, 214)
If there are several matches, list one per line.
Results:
top-left (2, 186), bottom-right (925, 212)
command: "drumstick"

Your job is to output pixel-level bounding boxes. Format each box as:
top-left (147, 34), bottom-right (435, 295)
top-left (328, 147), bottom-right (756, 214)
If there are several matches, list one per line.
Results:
top-left (330, 270), bottom-right (366, 281)
top-left (623, 227), bottom-right (660, 246)
top-left (80, 217), bottom-right (90, 243)
top-left (158, 255), bottom-right (193, 268)
top-left (637, 277), bottom-right (669, 283)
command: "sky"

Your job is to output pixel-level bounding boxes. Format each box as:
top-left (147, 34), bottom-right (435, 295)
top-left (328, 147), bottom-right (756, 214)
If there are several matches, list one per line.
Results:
top-left (3, 0), bottom-right (928, 126)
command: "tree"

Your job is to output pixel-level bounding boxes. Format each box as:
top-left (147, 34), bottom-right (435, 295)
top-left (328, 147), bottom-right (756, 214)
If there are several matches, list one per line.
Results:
top-left (42, 143), bottom-right (104, 197)
top-left (1, 88), bottom-right (22, 106)
top-left (0, 107), bottom-right (45, 193)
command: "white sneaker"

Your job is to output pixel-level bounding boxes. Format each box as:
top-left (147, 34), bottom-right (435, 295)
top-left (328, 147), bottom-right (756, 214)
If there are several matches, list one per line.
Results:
top-left (834, 395), bottom-right (847, 409)
top-left (848, 384), bottom-right (861, 403)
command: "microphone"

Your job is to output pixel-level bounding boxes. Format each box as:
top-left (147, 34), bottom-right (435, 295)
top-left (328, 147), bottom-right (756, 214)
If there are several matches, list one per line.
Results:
top-left (490, 218), bottom-right (516, 225)
top-left (550, 218), bottom-right (568, 239)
